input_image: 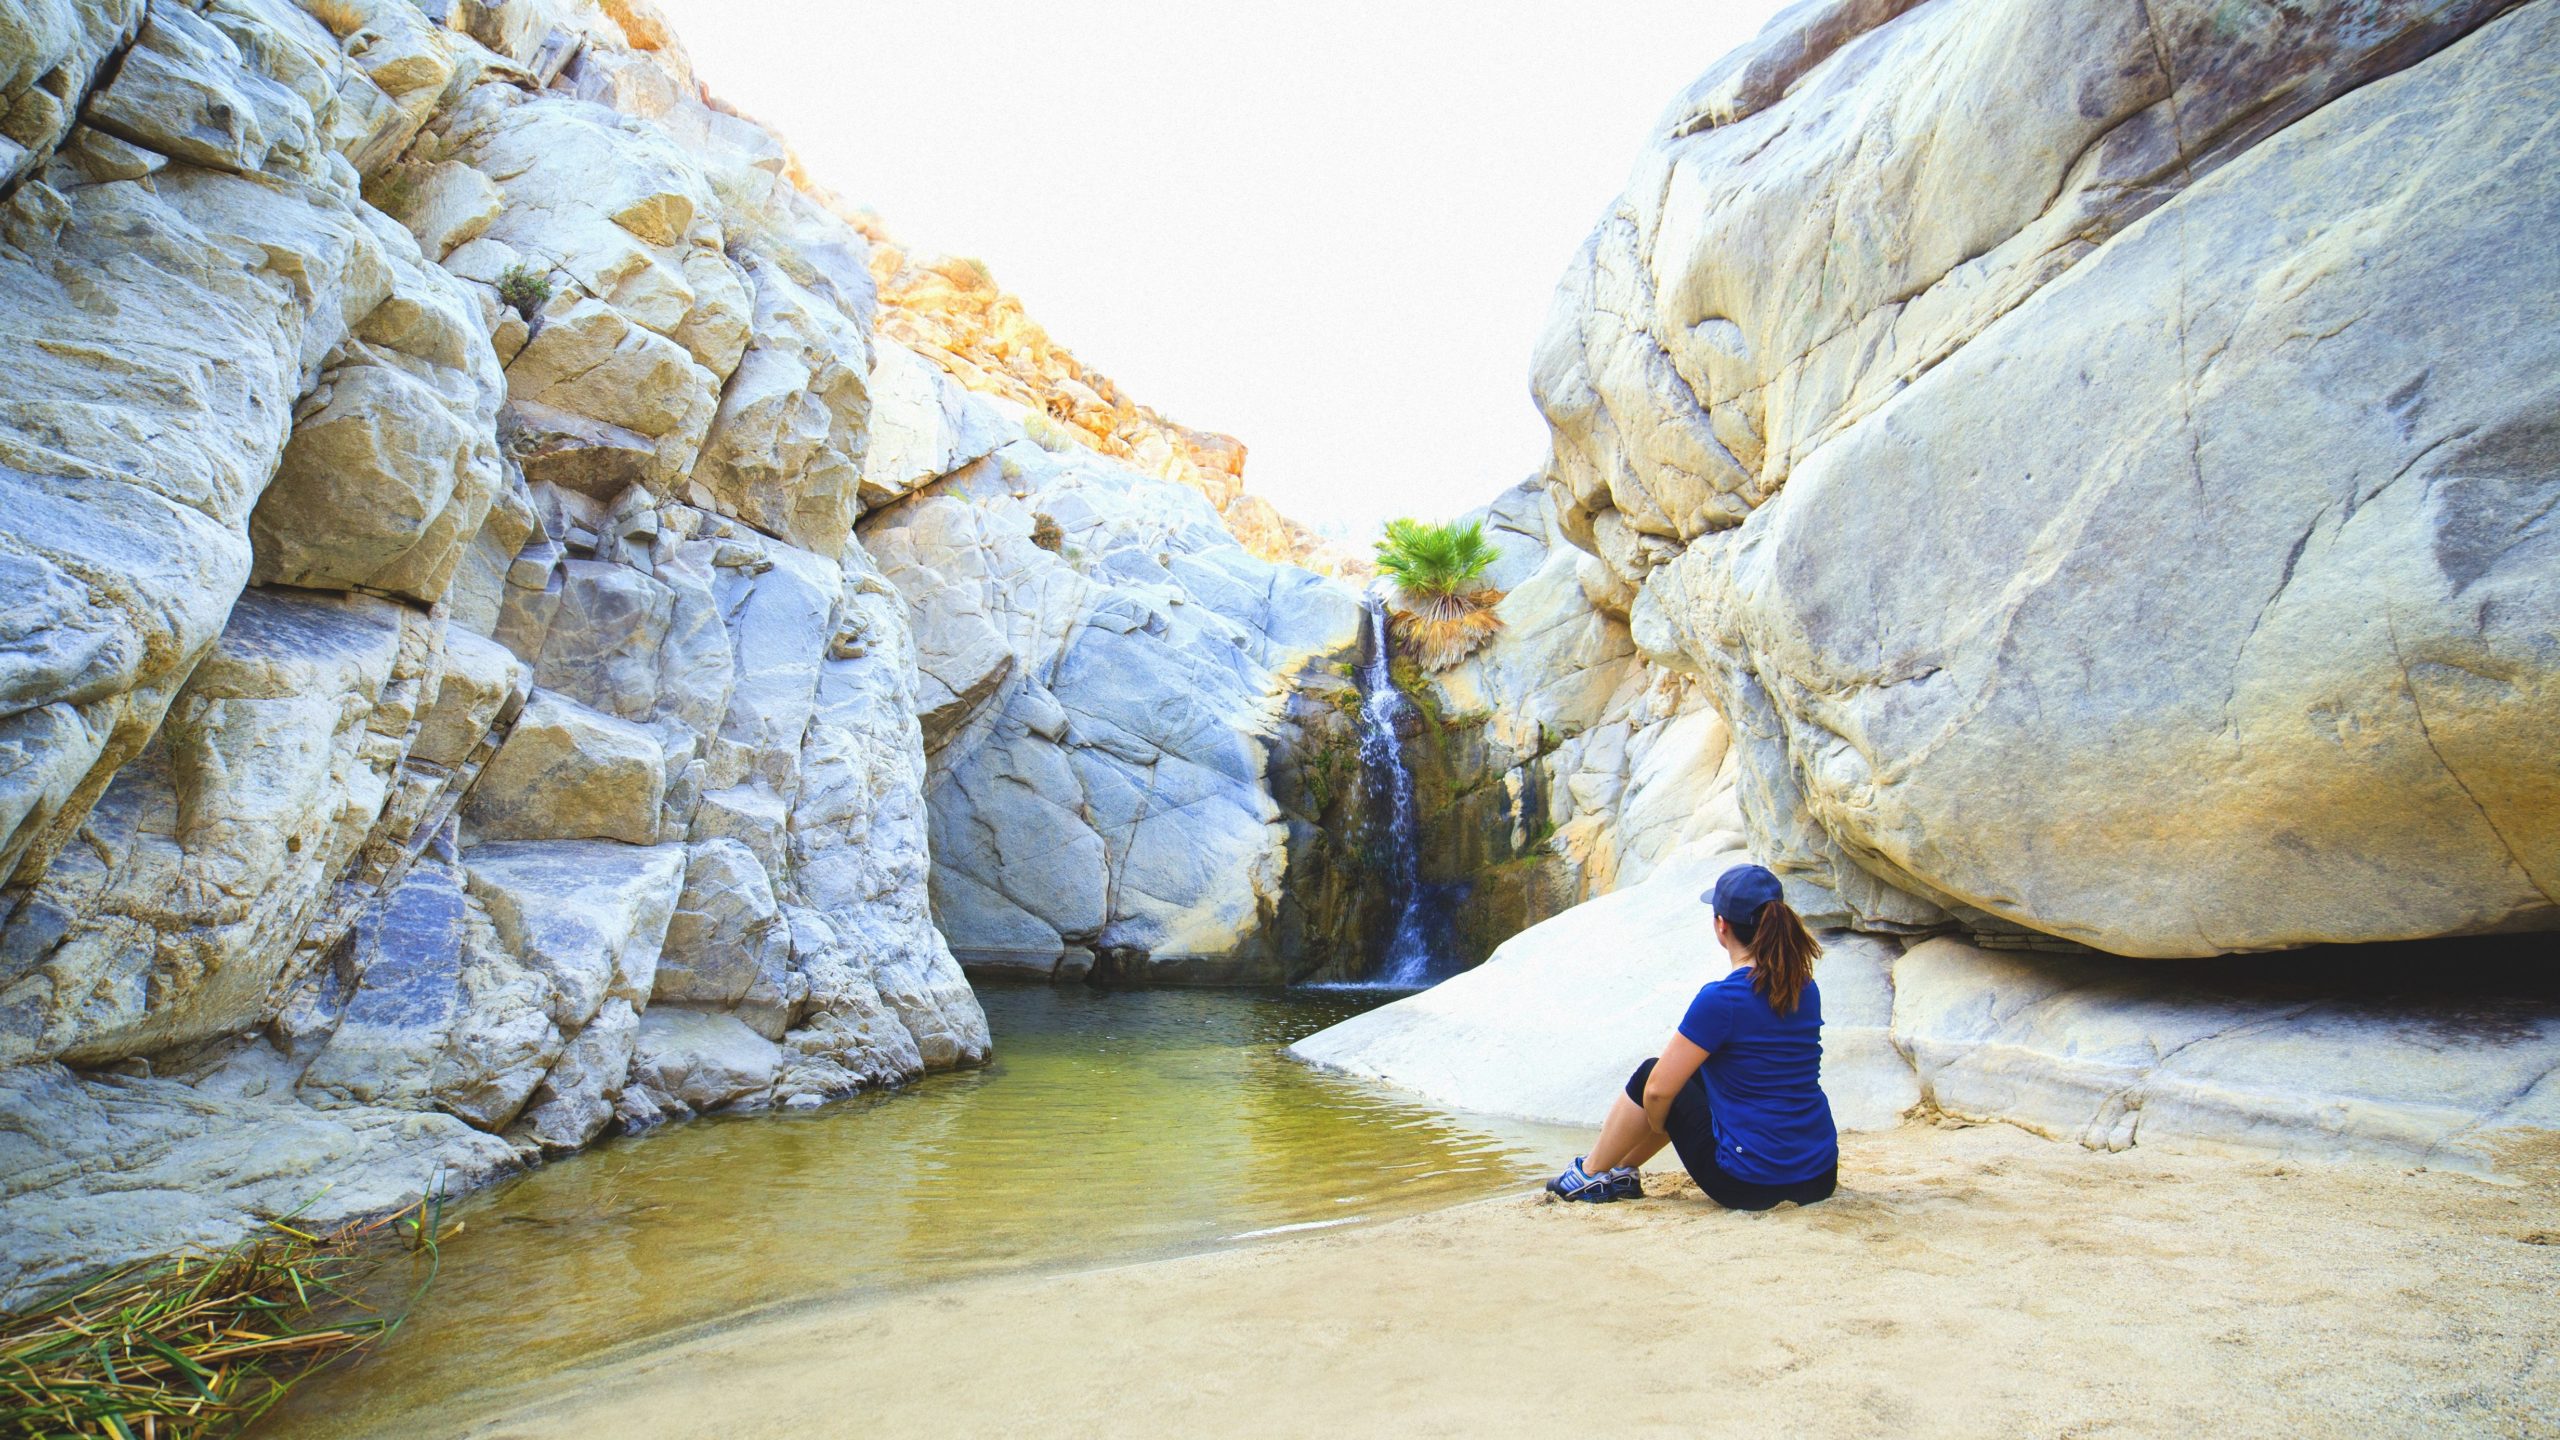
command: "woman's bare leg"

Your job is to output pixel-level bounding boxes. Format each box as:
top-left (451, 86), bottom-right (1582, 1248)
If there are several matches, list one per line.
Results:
top-left (1584, 1092), bottom-right (1671, 1173)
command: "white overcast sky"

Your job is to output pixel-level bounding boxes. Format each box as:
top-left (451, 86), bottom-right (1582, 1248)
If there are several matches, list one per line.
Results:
top-left (654, 1), bottom-right (1793, 538)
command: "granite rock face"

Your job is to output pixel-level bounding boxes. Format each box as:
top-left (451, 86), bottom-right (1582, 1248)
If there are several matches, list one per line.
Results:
top-left (1533, 0), bottom-right (2560, 955)
top-left (859, 371), bottom-right (1364, 982)
top-left (0, 0), bottom-right (991, 1303)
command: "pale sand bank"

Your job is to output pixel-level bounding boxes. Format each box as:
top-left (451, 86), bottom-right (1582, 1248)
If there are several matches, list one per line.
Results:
top-left (453, 1124), bottom-right (2560, 1439)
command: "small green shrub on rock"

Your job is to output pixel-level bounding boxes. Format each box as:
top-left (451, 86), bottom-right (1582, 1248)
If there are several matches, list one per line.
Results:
top-left (495, 262), bottom-right (552, 322)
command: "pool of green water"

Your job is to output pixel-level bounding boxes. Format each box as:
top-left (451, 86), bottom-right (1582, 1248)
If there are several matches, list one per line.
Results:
top-left (260, 983), bottom-right (1573, 1437)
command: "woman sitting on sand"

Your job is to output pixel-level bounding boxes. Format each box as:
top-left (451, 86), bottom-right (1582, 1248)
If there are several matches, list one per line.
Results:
top-left (1547, 863), bottom-right (1839, 1209)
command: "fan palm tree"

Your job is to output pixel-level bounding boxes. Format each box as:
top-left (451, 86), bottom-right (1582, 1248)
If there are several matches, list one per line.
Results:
top-left (1374, 518), bottom-right (1505, 670)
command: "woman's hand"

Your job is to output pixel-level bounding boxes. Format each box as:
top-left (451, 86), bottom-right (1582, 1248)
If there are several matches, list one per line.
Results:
top-left (1641, 1032), bottom-right (1709, 1136)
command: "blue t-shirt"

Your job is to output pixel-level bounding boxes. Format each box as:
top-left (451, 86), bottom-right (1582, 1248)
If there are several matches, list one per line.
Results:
top-left (1677, 966), bottom-right (1838, 1186)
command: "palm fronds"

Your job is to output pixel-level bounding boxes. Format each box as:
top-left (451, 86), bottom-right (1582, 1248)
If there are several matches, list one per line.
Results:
top-left (1373, 518), bottom-right (1500, 615)
top-left (0, 1195), bottom-right (454, 1440)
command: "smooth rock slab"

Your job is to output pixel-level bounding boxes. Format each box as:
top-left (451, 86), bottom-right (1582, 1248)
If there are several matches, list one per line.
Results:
top-left (1539, 0), bottom-right (2560, 954)
top-left (0, 1061), bottom-right (516, 1309)
top-left (1896, 938), bottom-right (2560, 1173)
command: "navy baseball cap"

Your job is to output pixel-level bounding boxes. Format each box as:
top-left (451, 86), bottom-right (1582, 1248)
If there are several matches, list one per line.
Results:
top-left (1704, 863), bottom-right (1784, 928)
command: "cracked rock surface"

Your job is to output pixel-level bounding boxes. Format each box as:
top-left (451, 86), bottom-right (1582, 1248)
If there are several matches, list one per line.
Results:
top-left (0, 0), bottom-right (989, 1305)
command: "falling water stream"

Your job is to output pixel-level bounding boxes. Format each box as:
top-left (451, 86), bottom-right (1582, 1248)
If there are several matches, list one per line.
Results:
top-left (1356, 594), bottom-right (1437, 987)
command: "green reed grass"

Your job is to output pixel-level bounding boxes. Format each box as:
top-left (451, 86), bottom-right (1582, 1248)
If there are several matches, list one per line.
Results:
top-left (0, 1191), bottom-right (456, 1440)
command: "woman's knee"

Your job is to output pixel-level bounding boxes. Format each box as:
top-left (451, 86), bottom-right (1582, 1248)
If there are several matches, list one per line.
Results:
top-left (1623, 1057), bottom-right (1657, 1104)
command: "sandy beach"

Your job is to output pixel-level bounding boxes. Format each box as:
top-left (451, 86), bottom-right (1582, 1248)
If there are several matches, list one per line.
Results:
top-left (444, 1122), bottom-right (2560, 1439)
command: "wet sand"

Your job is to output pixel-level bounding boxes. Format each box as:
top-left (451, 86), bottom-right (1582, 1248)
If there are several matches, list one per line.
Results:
top-left (448, 1122), bottom-right (2560, 1438)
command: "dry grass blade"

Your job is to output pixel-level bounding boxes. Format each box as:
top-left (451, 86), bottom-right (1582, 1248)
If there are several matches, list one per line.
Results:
top-left (0, 1192), bottom-right (453, 1440)
top-left (1391, 595), bottom-right (1506, 672)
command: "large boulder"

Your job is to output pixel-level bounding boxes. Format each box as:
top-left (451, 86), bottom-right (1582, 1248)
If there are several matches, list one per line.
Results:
top-left (1534, 0), bottom-right (2560, 955)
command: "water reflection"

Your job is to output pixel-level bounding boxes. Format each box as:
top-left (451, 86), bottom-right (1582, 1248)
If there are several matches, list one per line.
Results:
top-left (262, 984), bottom-right (1569, 1438)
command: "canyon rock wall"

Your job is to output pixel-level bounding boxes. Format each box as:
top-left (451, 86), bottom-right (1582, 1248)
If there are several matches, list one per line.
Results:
top-left (857, 357), bottom-right (1364, 984)
top-left (0, 0), bottom-right (1014, 1302)
top-left (1534, 0), bottom-right (2560, 956)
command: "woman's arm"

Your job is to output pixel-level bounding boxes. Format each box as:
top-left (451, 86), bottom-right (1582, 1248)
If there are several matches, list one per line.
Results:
top-left (1641, 1031), bottom-right (1710, 1135)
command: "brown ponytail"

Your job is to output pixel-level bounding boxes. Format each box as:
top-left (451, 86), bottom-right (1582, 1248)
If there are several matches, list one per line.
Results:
top-left (1738, 899), bottom-right (1822, 1016)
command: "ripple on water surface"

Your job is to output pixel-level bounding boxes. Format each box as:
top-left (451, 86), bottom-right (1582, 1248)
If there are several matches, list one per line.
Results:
top-left (262, 984), bottom-right (1571, 1438)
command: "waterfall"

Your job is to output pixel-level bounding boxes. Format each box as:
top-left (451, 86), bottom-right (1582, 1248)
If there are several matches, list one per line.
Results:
top-left (1358, 594), bottom-right (1436, 987)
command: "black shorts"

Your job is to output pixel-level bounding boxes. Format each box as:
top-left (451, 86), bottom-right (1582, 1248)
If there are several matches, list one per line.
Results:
top-left (1627, 1058), bottom-right (1837, 1211)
